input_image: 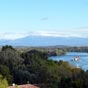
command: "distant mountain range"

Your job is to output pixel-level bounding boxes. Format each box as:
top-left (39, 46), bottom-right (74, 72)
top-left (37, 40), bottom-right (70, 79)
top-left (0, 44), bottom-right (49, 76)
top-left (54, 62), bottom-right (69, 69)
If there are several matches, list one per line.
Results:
top-left (0, 36), bottom-right (88, 46)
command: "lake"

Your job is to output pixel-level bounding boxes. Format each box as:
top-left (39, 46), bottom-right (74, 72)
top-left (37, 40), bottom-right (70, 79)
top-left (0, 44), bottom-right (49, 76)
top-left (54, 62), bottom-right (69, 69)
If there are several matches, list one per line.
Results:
top-left (49, 52), bottom-right (88, 71)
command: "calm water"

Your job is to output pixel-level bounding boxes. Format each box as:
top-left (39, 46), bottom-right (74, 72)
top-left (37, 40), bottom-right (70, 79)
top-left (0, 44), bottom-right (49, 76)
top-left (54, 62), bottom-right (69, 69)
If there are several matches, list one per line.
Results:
top-left (49, 52), bottom-right (88, 71)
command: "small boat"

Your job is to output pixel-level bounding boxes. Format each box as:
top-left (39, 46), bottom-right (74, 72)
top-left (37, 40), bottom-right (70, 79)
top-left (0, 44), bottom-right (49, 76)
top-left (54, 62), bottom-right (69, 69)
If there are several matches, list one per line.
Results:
top-left (73, 56), bottom-right (80, 61)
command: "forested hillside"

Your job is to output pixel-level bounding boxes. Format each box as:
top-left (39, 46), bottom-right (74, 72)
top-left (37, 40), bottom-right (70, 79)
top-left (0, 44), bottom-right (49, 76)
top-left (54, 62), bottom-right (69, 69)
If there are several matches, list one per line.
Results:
top-left (0, 45), bottom-right (88, 88)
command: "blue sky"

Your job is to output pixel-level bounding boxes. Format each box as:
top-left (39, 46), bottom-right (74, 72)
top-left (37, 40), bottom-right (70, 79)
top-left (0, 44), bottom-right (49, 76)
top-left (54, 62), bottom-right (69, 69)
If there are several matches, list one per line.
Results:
top-left (0, 0), bottom-right (88, 39)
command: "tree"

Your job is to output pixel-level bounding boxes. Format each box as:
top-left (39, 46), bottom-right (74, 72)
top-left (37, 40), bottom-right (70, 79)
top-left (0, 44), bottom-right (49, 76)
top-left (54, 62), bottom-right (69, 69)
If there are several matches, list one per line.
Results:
top-left (0, 45), bottom-right (23, 71)
top-left (0, 65), bottom-right (12, 84)
top-left (0, 75), bottom-right (8, 88)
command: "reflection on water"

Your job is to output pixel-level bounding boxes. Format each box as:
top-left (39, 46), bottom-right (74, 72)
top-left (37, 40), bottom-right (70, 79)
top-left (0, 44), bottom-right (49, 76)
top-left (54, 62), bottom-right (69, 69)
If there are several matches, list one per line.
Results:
top-left (49, 52), bottom-right (88, 71)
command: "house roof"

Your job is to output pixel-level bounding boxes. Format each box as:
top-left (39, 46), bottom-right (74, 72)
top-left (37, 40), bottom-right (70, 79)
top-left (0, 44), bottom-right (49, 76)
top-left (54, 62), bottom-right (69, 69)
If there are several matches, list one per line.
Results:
top-left (8, 84), bottom-right (40, 88)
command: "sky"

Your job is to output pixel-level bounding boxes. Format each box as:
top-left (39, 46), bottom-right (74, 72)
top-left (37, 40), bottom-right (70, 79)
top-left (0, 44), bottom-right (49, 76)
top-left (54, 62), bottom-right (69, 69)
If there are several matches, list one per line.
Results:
top-left (0, 0), bottom-right (88, 39)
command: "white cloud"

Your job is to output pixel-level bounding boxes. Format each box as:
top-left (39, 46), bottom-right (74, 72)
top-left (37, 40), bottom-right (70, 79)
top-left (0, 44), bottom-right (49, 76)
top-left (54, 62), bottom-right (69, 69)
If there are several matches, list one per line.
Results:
top-left (0, 29), bottom-right (88, 40)
top-left (29, 30), bottom-right (87, 38)
top-left (0, 33), bottom-right (29, 40)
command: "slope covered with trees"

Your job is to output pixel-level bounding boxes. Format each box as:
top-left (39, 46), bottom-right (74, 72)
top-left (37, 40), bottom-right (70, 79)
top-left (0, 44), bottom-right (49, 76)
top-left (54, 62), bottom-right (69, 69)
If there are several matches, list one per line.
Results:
top-left (0, 45), bottom-right (88, 88)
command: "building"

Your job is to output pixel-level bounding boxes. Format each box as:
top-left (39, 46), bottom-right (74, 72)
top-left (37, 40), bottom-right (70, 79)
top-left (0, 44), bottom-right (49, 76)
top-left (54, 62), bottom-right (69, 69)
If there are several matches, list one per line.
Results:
top-left (8, 84), bottom-right (40, 88)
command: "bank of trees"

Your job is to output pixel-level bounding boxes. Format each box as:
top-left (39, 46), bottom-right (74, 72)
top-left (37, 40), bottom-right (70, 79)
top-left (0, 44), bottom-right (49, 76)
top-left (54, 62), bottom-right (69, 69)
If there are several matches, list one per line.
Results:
top-left (0, 45), bottom-right (88, 88)
top-left (16, 47), bottom-right (66, 56)
top-left (66, 47), bottom-right (88, 52)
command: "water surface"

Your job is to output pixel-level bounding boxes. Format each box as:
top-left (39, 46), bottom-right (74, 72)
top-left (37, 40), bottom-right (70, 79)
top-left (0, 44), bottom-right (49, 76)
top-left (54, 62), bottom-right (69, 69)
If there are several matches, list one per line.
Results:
top-left (49, 52), bottom-right (88, 71)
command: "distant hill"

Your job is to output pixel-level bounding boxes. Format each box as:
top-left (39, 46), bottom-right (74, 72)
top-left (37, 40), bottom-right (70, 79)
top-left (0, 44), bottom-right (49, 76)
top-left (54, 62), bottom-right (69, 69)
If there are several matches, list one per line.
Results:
top-left (0, 36), bottom-right (88, 46)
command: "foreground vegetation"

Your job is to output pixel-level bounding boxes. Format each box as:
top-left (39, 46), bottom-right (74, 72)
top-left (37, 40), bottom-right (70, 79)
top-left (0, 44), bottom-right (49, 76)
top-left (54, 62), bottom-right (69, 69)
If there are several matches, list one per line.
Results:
top-left (0, 45), bottom-right (88, 88)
